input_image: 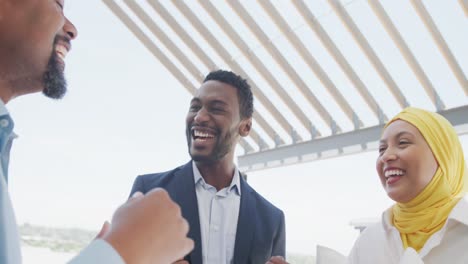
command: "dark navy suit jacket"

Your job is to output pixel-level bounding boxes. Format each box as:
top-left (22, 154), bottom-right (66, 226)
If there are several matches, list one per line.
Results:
top-left (130, 161), bottom-right (286, 264)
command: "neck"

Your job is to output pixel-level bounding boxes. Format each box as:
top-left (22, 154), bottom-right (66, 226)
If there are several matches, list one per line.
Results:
top-left (0, 45), bottom-right (45, 104)
top-left (0, 68), bottom-right (42, 104)
top-left (196, 158), bottom-right (236, 191)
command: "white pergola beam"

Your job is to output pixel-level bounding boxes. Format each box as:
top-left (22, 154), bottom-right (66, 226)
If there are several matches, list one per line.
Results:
top-left (146, 0), bottom-right (217, 71)
top-left (368, 0), bottom-right (445, 110)
top-left (228, 0), bottom-right (342, 134)
top-left (124, 1), bottom-right (203, 82)
top-left (410, 0), bottom-right (468, 96)
top-left (259, 0), bottom-right (363, 129)
top-left (294, 0), bottom-right (394, 123)
top-left (293, 0), bottom-right (409, 111)
top-left (328, 0), bottom-right (416, 120)
top-left (460, 0), bottom-right (468, 17)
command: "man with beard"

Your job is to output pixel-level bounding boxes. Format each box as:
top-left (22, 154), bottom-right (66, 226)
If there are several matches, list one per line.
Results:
top-left (130, 70), bottom-right (286, 264)
top-left (0, 0), bottom-right (193, 263)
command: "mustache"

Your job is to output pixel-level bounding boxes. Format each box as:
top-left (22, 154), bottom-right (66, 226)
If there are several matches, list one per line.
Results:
top-left (54, 35), bottom-right (72, 50)
top-left (187, 123), bottom-right (219, 133)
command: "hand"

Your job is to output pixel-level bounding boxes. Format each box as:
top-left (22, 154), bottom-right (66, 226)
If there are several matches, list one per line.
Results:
top-left (173, 260), bottom-right (189, 264)
top-left (103, 189), bottom-right (194, 264)
top-left (266, 256), bottom-right (289, 264)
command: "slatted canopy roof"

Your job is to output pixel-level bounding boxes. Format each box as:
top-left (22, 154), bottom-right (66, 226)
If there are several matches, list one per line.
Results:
top-left (103, 0), bottom-right (468, 171)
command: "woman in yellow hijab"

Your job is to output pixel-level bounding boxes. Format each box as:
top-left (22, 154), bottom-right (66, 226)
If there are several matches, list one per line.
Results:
top-left (347, 107), bottom-right (468, 264)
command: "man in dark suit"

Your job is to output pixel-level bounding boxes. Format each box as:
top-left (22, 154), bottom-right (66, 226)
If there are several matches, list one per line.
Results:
top-left (130, 70), bottom-right (286, 264)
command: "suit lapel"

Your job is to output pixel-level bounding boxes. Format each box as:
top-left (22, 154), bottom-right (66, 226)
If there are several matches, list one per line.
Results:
top-left (233, 177), bottom-right (257, 264)
top-left (170, 162), bottom-right (203, 264)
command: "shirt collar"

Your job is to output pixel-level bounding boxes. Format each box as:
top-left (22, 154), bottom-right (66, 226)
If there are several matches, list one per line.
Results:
top-left (192, 160), bottom-right (241, 196)
top-left (0, 99), bottom-right (15, 137)
top-left (381, 206), bottom-right (394, 232)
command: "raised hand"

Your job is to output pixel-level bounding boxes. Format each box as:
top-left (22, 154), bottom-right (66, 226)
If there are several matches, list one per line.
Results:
top-left (103, 189), bottom-right (194, 264)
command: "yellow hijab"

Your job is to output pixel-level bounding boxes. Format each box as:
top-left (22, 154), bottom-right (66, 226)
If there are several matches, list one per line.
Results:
top-left (386, 107), bottom-right (467, 251)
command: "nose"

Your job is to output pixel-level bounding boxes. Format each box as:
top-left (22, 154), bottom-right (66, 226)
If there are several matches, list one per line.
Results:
top-left (380, 148), bottom-right (398, 163)
top-left (63, 17), bottom-right (78, 40)
top-left (194, 107), bottom-right (210, 123)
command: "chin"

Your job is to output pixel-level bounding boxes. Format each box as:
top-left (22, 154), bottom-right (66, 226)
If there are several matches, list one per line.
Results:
top-left (387, 192), bottom-right (410, 203)
top-left (387, 193), bottom-right (399, 203)
top-left (192, 156), bottom-right (216, 164)
top-left (190, 150), bottom-right (210, 161)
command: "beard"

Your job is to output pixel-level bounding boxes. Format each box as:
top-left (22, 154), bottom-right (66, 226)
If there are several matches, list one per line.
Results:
top-left (186, 126), bottom-right (233, 164)
top-left (42, 37), bottom-right (67, 99)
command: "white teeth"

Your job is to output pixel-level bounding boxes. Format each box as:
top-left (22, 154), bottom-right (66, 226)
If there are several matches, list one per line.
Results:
top-left (385, 169), bottom-right (404, 178)
top-left (194, 130), bottom-right (214, 138)
top-left (55, 45), bottom-right (68, 60)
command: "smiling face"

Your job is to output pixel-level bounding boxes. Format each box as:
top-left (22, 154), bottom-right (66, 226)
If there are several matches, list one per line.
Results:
top-left (186, 80), bottom-right (251, 164)
top-left (0, 0), bottom-right (77, 101)
top-left (376, 120), bottom-right (439, 203)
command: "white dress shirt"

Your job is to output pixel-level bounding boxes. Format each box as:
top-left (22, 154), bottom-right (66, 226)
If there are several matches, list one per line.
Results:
top-left (347, 195), bottom-right (468, 264)
top-left (193, 161), bottom-right (241, 264)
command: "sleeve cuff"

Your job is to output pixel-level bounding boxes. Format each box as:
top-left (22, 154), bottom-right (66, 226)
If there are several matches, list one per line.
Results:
top-left (67, 239), bottom-right (125, 264)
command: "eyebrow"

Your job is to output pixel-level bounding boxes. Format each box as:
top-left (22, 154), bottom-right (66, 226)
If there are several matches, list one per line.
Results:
top-left (189, 98), bottom-right (228, 106)
top-left (379, 131), bottom-right (414, 144)
top-left (190, 98), bottom-right (201, 104)
top-left (210, 100), bottom-right (228, 106)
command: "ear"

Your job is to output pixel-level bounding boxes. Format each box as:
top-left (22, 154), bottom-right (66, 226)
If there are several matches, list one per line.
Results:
top-left (239, 117), bottom-right (252, 137)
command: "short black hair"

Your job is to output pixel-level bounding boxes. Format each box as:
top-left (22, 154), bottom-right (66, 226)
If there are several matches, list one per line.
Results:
top-left (203, 70), bottom-right (254, 119)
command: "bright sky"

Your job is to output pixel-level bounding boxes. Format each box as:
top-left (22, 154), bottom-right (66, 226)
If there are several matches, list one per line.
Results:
top-left (7, 0), bottom-right (468, 257)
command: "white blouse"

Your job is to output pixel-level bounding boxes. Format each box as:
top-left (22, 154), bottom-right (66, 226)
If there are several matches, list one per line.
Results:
top-left (347, 196), bottom-right (468, 264)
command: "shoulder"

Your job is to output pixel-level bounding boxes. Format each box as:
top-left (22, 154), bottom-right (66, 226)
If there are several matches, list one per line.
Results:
top-left (135, 163), bottom-right (190, 189)
top-left (348, 221), bottom-right (388, 262)
top-left (355, 221), bottom-right (386, 244)
top-left (243, 181), bottom-right (284, 217)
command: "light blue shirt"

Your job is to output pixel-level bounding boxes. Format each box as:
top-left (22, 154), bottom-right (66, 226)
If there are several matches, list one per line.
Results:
top-left (0, 100), bottom-right (124, 264)
top-left (193, 161), bottom-right (241, 264)
top-left (0, 101), bottom-right (22, 264)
